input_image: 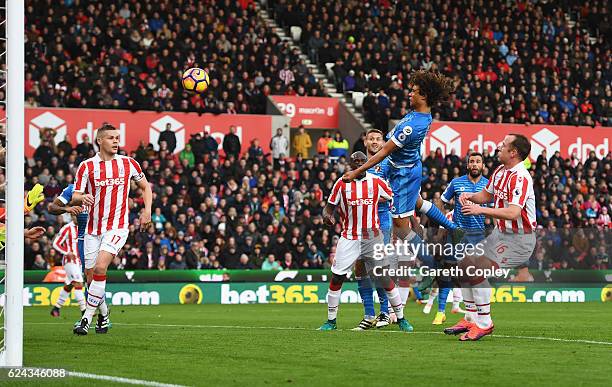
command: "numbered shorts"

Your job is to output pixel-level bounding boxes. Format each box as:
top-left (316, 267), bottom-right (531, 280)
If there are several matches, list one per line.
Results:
top-left (387, 162), bottom-right (422, 218)
top-left (63, 261), bottom-right (84, 285)
top-left (84, 229), bottom-right (129, 269)
top-left (332, 234), bottom-right (385, 276)
top-left (482, 229), bottom-right (536, 269)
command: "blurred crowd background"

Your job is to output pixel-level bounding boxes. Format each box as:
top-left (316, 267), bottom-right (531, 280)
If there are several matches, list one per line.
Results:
top-left (13, 0), bottom-right (611, 271)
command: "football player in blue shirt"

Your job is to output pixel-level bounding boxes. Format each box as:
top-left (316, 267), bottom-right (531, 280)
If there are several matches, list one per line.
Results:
top-left (431, 152), bottom-right (489, 326)
top-left (343, 71), bottom-right (460, 311)
top-left (49, 184), bottom-right (88, 272)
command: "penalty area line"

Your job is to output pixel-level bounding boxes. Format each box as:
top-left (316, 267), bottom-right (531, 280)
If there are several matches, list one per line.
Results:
top-left (68, 371), bottom-right (188, 387)
top-left (28, 322), bottom-right (612, 346)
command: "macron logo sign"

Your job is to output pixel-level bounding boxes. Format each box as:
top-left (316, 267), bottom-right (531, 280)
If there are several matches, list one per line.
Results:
top-left (531, 128), bottom-right (560, 161)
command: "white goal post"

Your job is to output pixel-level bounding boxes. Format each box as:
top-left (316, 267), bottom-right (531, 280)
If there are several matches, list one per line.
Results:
top-left (0, 0), bottom-right (25, 367)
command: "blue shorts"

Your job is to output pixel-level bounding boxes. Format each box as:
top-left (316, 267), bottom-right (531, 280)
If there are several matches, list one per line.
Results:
top-left (388, 162), bottom-right (422, 218)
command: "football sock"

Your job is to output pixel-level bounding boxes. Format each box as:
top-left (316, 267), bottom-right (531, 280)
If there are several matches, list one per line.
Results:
top-left (55, 285), bottom-right (71, 308)
top-left (84, 274), bottom-right (106, 323)
top-left (438, 287), bottom-right (451, 312)
top-left (77, 237), bottom-right (86, 269)
top-left (420, 199), bottom-right (457, 230)
top-left (357, 278), bottom-right (375, 319)
top-left (427, 287), bottom-right (439, 307)
top-left (73, 285), bottom-right (86, 312)
top-left (375, 287), bottom-right (389, 314)
top-left (472, 280), bottom-right (493, 328)
top-left (98, 299), bottom-right (109, 317)
top-left (461, 286), bottom-right (477, 322)
top-left (385, 286), bottom-right (404, 320)
top-left (398, 286), bottom-right (410, 306)
top-left (412, 285), bottom-right (423, 300)
top-left (327, 289), bottom-right (341, 321)
top-left (452, 287), bottom-right (462, 309)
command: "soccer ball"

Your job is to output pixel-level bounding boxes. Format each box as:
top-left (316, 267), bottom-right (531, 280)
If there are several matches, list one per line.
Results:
top-left (181, 67), bottom-right (210, 94)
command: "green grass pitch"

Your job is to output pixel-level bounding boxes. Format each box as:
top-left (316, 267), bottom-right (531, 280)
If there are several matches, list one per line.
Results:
top-left (13, 302), bottom-right (612, 386)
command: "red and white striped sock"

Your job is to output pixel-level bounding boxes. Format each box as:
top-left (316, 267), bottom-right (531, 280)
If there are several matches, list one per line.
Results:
top-left (326, 289), bottom-right (341, 321)
top-left (472, 281), bottom-right (493, 328)
top-left (98, 299), bottom-right (109, 316)
top-left (461, 286), bottom-right (477, 322)
top-left (84, 274), bottom-right (106, 322)
top-left (398, 286), bottom-right (410, 306)
top-left (385, 286), bottom-right (404, 320)
top-left (55, 285), bottom-right (71, 308)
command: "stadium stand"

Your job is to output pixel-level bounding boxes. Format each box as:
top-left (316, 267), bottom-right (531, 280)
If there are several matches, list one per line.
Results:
top-left (269, 0), bottom-right (611, 129)
top-left (22, 133), bottom-right (610, 271)
top-left (16, 0), bottom-right (610, 272)
top-left (25, 0), bottom-right (327, 114)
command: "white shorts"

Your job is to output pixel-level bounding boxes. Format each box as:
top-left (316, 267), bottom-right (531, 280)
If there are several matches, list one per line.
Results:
top-left (63, 261), bottom-right (84, 285)
top-left (84, 229), bottom-right (129, 269)
top-left (482, 229), bottom-right (536, 269)
top-left (332, 234), bottom-right (384, 276)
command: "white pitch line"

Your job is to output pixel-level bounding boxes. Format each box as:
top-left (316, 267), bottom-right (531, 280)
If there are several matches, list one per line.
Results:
top-left (68, 371), bottom-right (188, 387)
top-left (28, 321), bottom-right (612, 346)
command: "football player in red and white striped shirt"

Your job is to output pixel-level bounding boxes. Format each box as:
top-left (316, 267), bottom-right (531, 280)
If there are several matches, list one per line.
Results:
top-left (72, 124), bottom-right (152, 335)
top-left (318, 152), bottom-right (413, 332)
top-left (50, 216), bottom-right (86, 318)
top-left (452, 134), bottom-right (536, 341)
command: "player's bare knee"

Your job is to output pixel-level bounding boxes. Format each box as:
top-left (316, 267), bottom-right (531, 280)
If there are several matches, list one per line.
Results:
top-left (330, 273), bottom-right (345, 290)
top-left (93, 265), bottom-right (107, 276)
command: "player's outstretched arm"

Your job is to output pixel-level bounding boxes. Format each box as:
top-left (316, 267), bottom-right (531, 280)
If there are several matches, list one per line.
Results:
top-left (136, 177), bottom-right (153, 231)
top-left (458, 190), bottom-right (492, 206)
top-left (71, 191), bottom-right (95, 207)
top-left (463, 202), bottom-right (521, 221)
top-left (342, 140), bottom-right (397, 182)
top-left (48, 198), bottom-right (84, 216)
top-left (24, 226), bottom-right (45, 242)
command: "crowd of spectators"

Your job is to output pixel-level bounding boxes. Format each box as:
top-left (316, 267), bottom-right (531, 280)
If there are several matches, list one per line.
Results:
top-left (270, 0), bottom-right (610, 128)
top-left (16, 0), bottom-right (611, 272)
top-left (20, 128), bottom-right (611, 272)
top-left (25, 0), bottom-right (327, 115)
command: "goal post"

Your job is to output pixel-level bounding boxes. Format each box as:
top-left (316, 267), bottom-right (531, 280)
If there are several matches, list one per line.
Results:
top-left (0, 0), bottom-right (25, 367)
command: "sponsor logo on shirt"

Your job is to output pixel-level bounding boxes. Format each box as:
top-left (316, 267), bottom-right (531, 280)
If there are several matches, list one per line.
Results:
top-left (347, 198), bottom-right (374, 206)
top-left (94, 177), bottom-right (125, 187)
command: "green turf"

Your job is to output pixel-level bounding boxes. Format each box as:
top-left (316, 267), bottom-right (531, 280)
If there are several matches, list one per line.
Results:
top-left (9, 303), bottom-right (612, 386)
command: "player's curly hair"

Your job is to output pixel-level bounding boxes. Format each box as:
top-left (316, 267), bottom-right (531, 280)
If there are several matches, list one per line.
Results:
top-left (409, 70), bottom-right (455, 107)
